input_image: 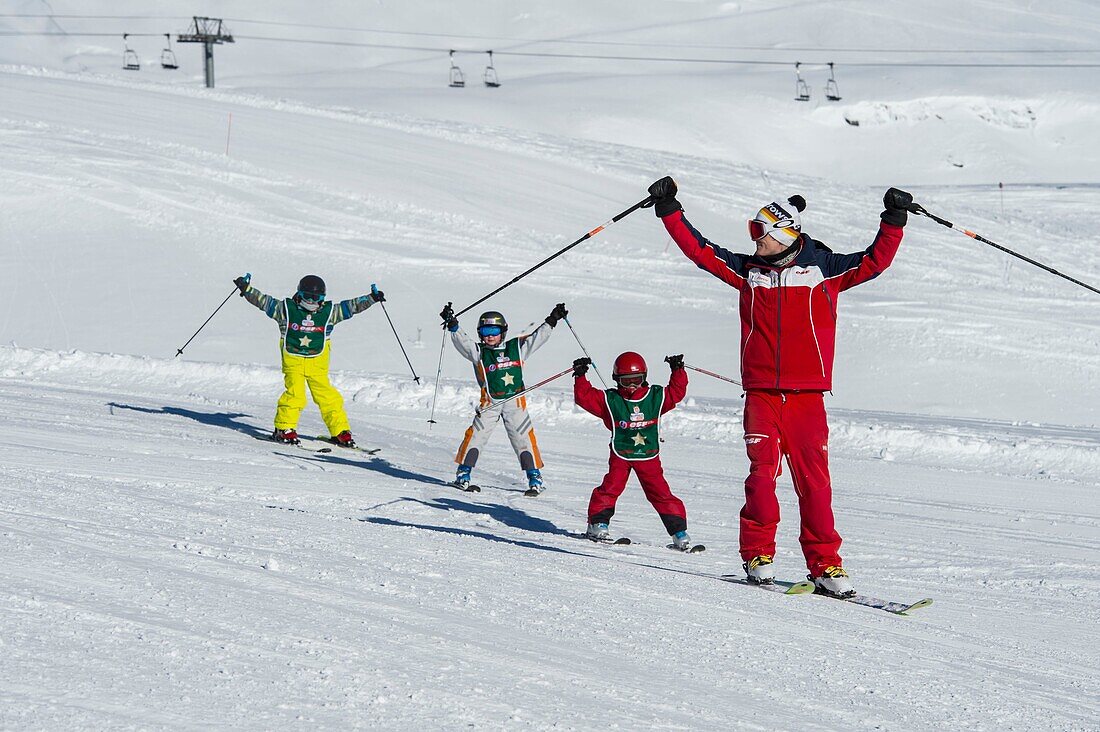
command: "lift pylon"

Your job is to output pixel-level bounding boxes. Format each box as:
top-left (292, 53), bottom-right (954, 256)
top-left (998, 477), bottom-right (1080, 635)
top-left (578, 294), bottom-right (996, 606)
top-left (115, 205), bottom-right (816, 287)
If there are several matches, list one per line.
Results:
top-left (178, 17), bottom-right (234, 88)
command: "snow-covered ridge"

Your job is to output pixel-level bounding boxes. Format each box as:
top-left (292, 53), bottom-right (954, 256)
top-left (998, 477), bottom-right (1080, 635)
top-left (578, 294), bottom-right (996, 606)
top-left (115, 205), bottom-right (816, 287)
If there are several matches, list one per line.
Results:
top-left (6, 345), bottom-right (1096, 484)
top-left (818, 97), bottom-right (1045, 129)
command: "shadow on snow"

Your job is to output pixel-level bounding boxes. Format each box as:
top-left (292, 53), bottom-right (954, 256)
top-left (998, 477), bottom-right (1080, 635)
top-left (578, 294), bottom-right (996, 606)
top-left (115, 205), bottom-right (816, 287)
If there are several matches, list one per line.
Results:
top-left (107, 402), bottom-right (267, 438)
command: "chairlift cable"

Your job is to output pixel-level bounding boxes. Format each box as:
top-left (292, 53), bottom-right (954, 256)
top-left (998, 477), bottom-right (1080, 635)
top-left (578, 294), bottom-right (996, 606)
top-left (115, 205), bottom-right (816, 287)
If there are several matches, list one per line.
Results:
top-left (5, 29), bottom-right (1100, 69)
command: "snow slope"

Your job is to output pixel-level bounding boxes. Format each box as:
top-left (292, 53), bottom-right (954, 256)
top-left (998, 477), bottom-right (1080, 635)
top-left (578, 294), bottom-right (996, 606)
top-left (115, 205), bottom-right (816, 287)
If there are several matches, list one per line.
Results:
top-left (2, 1), bottom-right (1100, 729)
top-left (2, 349), bottom-right (1098, 730)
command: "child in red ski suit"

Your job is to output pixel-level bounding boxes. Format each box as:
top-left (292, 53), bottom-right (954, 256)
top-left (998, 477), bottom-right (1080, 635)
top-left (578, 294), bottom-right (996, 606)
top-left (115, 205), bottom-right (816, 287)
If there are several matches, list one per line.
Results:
top-left (645, 176), bottom-right (913, 596)
top-left (573, 351), bottom-right (693, 549)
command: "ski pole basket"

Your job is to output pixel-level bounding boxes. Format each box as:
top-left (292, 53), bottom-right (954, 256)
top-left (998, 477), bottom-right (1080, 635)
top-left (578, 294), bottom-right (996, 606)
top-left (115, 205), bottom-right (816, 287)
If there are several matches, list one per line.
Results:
top-left (825, 62), bottom-right (842, 101)
top-left (483, 50), bottom-right (501, 88)
top-left (122, 34), bottom-right (140, 71)
top-left (449, 50), bottom-right (466, 88)
top-left (794, 62), bottom-right (810, 102)
top-left (160, 34), bottom-right (179, 69)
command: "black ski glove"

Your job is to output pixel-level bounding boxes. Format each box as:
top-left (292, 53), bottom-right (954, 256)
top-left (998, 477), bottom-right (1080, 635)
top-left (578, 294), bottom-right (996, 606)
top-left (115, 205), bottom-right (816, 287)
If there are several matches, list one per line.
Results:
top-left (440, 302), bottom-right (459, 332)
top-left (881, 187), bottom-right (914, 227)
top-left (646, 176), bottom-right (683, 218)
top-left (545, 302), bottom-right (568, 327)
top-left (233, 275), bottom-right (250, 296)
top-left (572, 357), bottom-right (592, 377)
top-left (370, 289), bottom-right (386, 303)
top-left (664, 354), bottom-right (685, 371)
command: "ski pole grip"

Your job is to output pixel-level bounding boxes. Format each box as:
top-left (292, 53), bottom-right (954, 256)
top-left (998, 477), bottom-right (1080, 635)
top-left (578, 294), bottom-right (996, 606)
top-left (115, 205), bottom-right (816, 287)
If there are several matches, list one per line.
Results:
top-left (371, 283), bottom-right (379, 297)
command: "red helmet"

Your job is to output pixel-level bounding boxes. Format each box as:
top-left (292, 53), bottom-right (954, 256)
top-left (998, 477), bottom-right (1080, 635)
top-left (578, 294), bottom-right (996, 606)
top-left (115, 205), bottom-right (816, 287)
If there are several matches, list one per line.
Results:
top-left (613, 351), bottom-right (647, 392)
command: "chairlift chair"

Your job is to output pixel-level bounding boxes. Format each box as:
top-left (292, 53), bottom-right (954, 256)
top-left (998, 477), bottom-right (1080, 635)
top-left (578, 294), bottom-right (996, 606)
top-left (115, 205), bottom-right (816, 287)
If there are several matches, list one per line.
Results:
top-left (160, 34), bottom-right (179, 70)
top-left (122, 34), bottom-right (140, 71)
top-left (483, 50), bottom-right (501, 88)
top-left (825, 62), bottom-right (842, 101)
top-left (794, 62), bottom-right (810, 102)
top-left (448, 50), bottom-right (466, 88)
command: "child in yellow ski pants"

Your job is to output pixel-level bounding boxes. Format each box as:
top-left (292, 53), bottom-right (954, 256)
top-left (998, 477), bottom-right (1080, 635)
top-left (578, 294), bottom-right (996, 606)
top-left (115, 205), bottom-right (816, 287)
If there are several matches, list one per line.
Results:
top-left (276, 342), bottom-right (349, 435)
top-left (235, 273), bottom-right (382, 446)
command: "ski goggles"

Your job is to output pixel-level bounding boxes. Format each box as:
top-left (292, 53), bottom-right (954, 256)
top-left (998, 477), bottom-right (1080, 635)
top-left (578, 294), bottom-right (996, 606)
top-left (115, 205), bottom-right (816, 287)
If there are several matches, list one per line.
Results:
top-left (297, 290), bottom-right (325, 304)
top-left (615, 374), bottom-right (646, 388)
top-left (477, 325), bottom-right (504, 337)
top-left (747, 218), bottom-right (769, 242)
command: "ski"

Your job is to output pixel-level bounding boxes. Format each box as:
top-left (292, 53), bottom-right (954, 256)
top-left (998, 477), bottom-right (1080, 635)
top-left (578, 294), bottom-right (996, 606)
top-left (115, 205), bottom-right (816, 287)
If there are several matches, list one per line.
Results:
top-left (450, 480), bottom-right (482, 493)
top-left (816, 592), bottom-right (934, 615)
top-left (668, 543), bottom-right (707, 554)
top-left (523, 486), bottom-right (546, 498)
top-left (720, 576), bottom-right (817, 595)
top-left (573, 533), bottom-right (631, 545)
top-left (254, 434), bottom-right (327, 453)
top-left (313, 436), bottom-right (382, 455)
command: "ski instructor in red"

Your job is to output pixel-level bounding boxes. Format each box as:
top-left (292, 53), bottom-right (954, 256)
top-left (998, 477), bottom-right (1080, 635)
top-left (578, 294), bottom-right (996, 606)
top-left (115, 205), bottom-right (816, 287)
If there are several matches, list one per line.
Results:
top-left (646, 175), bottom-right (912, 597)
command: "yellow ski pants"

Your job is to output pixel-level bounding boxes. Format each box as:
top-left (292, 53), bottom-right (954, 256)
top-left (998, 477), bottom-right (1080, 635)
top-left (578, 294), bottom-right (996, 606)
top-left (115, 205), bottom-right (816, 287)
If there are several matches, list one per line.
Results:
top-left (274, 341), bottom-right (350, 436)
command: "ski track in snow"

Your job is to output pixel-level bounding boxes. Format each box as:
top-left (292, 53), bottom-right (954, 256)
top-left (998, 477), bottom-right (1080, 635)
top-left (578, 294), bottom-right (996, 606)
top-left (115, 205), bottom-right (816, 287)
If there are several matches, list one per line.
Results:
top-left (1, 351), bottom-right (1098, 730)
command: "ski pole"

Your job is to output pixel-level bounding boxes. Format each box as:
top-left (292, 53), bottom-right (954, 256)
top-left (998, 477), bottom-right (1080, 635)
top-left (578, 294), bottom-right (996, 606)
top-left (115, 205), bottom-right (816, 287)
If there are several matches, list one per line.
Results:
top-left (372, 284), bottom-right (420, 384)
top-left (685, 363), bottom-right (742, 387)
top-left (427, 309), bottom-right (449, 427)
top-left (563, 315), bottom-right (609, 389)
top-left (174, 273), bottom-right (249, 358)
top-left (912, 204), bottom-right (1100, 296)
top-left (454, 195), bottom-right (654, 318)
top-left (475, 367), bottom-right (573, 415)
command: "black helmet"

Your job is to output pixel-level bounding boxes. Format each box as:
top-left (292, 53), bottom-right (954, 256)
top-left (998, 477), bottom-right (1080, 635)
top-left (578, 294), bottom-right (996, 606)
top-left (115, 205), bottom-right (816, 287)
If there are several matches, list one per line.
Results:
top-left (477, 310), bottom-right (508, 340)
top-left (296, 275), bottom-right (326, 303)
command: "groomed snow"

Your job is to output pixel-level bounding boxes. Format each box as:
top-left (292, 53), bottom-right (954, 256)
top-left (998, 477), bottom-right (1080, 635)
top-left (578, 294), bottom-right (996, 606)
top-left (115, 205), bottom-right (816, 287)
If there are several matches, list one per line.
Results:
top-left (2, 1), bottom-right (1099, 729)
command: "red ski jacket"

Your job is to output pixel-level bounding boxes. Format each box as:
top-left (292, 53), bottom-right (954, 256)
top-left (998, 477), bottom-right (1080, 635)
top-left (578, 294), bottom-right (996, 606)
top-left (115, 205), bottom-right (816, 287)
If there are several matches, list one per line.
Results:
top-left (663, 211), bottom-right (904, 391)
top-left (574, 368), bottom-right (688, 429)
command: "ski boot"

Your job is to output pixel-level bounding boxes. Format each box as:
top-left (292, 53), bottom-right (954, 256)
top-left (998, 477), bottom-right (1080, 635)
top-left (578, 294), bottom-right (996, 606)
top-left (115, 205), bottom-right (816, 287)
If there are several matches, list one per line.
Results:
top-left (332, 430), bottom-right (356, 448)
top-left (671, 530), bottom-right (692, 551)
top-left (523, 468), bottom-right (545, 497)
top-left (585, 522), bottom-right (611, 542)
top-left (743, 555), bottom-right (775, 585)
top-left (811, 566), bottom-right (855, 598)
top-left (272, 428), bottom-right (300, 445)
top-left (452, 465), bottom-right (479, 492)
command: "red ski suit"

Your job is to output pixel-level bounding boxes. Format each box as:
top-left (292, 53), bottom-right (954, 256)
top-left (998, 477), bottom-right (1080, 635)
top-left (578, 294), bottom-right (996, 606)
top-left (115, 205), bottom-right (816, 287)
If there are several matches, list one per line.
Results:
top-left (574, 369), bottom-right (689, 536)
top-left (662, 210), bottom-right (904, 573)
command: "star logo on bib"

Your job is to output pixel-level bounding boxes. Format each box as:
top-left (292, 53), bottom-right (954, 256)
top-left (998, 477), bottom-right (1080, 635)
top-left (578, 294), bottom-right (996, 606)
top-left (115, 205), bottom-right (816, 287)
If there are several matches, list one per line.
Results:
top-left (502, 372), bottom-right (515, 386)
top-left (632, 433), bottom-right (646, 446)
top-left (300, 335), bottom-right (312, 347)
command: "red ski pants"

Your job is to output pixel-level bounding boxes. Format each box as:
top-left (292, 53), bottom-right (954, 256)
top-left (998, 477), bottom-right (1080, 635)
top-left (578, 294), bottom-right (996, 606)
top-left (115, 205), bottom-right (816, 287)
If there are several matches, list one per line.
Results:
top-left (588, 454), bottom-right (687, 535)
top-left (741, 390), bottom-right (841, 574)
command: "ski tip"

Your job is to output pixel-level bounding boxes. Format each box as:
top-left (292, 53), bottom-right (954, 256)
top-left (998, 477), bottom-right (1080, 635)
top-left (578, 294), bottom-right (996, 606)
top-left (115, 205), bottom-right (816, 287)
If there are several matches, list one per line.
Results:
top-left (689, 544), bottom-right (706, 554)
top-left (785, 581), bottom-right (817, 595)
top-left (899, 598), bottom-right (934, 614)
top-left (613, 537), bottom-right (632, 545)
